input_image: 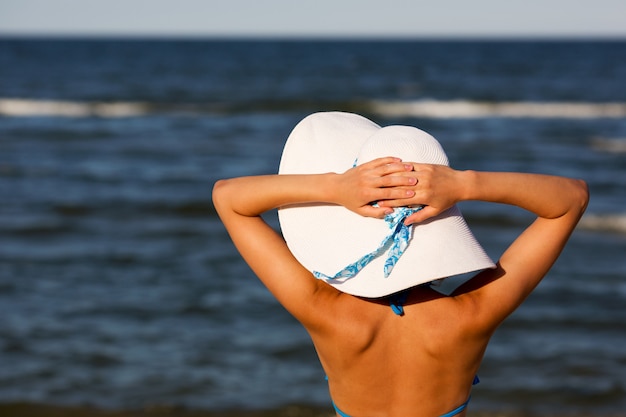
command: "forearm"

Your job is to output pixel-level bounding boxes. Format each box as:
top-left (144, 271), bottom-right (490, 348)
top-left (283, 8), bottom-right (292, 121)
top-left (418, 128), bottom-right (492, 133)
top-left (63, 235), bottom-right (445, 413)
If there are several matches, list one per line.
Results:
top-left (213, 157), bottom-right (418, 221)
top-left (392, 165), bottom-right (589, 225)
top-left (212, 174), bottom-right (337, 218)
top-left (462, 170), bottom-right (589, 220)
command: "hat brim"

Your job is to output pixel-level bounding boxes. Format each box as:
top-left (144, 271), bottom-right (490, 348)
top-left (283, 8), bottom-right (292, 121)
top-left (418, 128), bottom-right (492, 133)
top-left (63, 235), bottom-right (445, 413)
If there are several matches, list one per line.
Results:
top-left (278, 112), bottom-right (495, 298)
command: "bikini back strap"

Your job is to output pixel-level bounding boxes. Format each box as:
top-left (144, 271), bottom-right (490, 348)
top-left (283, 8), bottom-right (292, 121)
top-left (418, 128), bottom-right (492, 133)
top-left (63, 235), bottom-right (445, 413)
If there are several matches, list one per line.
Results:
top-left (439, 396), bottom-right (471, 417)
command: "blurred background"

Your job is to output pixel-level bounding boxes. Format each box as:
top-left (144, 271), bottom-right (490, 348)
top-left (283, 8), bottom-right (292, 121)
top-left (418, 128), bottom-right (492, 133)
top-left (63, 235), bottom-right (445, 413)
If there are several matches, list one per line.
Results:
top-left (1, 1), bottom-right (625, 416)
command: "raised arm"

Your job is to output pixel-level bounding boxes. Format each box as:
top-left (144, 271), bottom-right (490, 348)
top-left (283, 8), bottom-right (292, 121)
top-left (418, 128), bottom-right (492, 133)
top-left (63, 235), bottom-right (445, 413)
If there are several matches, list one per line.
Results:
top-left (211, 158), bottom-right (415, 324)
top-left (461, 171), bottom-right (588, 328)
top-left (380, 165), bottom-right (589, 330)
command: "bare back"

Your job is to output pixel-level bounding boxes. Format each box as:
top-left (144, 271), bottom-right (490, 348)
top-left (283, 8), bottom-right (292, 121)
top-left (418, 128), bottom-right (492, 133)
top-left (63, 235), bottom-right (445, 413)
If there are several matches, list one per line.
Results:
top-left (309, 284), bottom-right (490, 417)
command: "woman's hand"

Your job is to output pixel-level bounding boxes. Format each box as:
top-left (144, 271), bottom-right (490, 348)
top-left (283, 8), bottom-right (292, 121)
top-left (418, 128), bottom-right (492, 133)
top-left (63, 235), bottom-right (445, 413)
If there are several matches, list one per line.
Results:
top-left (335, 157), bottom-right (417, 218)
top-left (377, 164), bottom-right (467, 225)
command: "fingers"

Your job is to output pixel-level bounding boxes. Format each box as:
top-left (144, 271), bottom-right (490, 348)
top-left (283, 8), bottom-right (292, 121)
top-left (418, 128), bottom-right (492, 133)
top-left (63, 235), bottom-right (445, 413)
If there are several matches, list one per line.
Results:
top-left (368, 189), bottom-right (415, 206)
top-left (375, 173), bottom-right (416, 189)
top-left (355, 161), bottom-right (452, 225)
top-left (377, 195), bottom-right (417, 208)
top-left (365, 158), bottom-right (417, 187)
top-left (359, 157), bottom-right (414, 176)
top-left (352, 157), bottom-right (422, 207)
top-left (363, 203), bottom-right (442, 225)
top-left (403, 206), bottom-right (440, 225)
top-left (358, 205), bottom-right (394, 218)
top-left (362, 156), bottom-right (402, 168)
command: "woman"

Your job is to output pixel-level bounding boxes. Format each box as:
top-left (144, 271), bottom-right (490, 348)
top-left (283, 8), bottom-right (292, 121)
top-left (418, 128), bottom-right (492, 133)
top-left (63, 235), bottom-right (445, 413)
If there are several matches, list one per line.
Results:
top-left (212, 112), bottom-right (588, 417)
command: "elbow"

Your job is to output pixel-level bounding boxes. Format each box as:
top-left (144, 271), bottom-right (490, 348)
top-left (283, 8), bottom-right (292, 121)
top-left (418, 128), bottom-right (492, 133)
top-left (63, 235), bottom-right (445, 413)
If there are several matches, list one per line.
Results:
top-left (211, 178), bottom-right (231, 216)
top-left (572, 178), bottom-right (590, 217)
top-left (212, 178), bottom-right (227, 198)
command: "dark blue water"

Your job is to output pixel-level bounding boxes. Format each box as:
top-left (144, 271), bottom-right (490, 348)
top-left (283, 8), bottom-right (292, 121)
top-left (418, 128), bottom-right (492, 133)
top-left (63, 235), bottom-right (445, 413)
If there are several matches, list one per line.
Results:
top-left (1, 39), bottom-right (625, 415)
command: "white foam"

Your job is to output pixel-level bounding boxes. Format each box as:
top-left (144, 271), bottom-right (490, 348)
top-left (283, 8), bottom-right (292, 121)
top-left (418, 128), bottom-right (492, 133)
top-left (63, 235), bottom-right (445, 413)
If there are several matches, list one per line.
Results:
top-left (0, 98), bottom-right (149, 118)
top-left (4, 97), bottom-right (626, 120)
top-left (591, 138), bottom-right (626, 154)
top-left (579, 214), bottom-right (626, 234)
top-left (369, 99), bottom-right (626, 119)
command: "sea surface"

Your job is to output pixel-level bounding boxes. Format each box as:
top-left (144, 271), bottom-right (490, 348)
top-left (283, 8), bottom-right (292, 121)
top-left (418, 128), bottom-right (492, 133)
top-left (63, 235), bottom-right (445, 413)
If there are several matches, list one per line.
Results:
top-left (0, 39), bottom-right (625, 415)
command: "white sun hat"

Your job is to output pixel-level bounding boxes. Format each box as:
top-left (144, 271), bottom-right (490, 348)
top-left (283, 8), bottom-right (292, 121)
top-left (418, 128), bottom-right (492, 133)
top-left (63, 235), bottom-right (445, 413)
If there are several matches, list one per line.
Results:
top-left (278, 112), bottom-right (495, 298)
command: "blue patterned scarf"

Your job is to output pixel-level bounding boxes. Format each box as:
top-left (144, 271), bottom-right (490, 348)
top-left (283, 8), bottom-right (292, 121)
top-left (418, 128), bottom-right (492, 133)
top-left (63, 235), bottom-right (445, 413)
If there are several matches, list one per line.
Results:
top-left (313, 205), bottom-right (423, 282)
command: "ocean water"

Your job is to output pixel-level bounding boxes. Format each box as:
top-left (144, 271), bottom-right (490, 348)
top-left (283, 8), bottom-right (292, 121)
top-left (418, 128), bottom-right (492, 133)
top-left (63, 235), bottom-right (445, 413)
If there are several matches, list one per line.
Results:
top-left (0, 39), bottom-right (625, 415)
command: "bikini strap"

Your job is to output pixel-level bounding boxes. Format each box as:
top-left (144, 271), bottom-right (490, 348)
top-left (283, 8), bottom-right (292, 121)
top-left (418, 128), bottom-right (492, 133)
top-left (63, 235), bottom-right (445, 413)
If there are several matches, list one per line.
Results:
top-left (389, 291), bottom-right (408, 316)
top-left (331, 399), bottom-right (352, 417)
top-left (439, 396), bottom-right (472, 417)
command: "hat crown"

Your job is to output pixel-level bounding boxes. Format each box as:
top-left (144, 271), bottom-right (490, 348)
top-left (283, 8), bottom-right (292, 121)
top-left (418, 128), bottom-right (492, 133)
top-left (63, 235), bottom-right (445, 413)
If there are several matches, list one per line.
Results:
top-left (357, 126), bottom-right (449, 166)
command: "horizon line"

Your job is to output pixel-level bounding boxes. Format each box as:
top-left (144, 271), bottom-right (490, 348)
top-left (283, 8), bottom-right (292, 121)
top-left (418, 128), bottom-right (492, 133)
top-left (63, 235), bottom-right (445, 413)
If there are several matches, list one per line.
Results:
top-left (1, 31), bottom-right (626, 42)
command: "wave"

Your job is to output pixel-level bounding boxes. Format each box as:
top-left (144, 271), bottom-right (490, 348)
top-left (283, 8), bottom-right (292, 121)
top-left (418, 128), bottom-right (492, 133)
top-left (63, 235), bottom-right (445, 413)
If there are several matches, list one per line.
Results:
top-left (579, 213), bottom-right (626, 234)
top-left (0, 98), bottom-right (150, 118)
top-left (368, 99), bottom-right (626, 119)
top-left (3, 97), bottom-right (626, 119)
top-left (591, 137), bottom-right (626, 154)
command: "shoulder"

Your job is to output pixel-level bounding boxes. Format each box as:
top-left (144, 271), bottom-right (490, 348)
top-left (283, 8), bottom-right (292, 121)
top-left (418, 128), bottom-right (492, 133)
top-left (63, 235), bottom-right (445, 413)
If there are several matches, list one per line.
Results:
top-left (306, 290), bottom-right (392, 349)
